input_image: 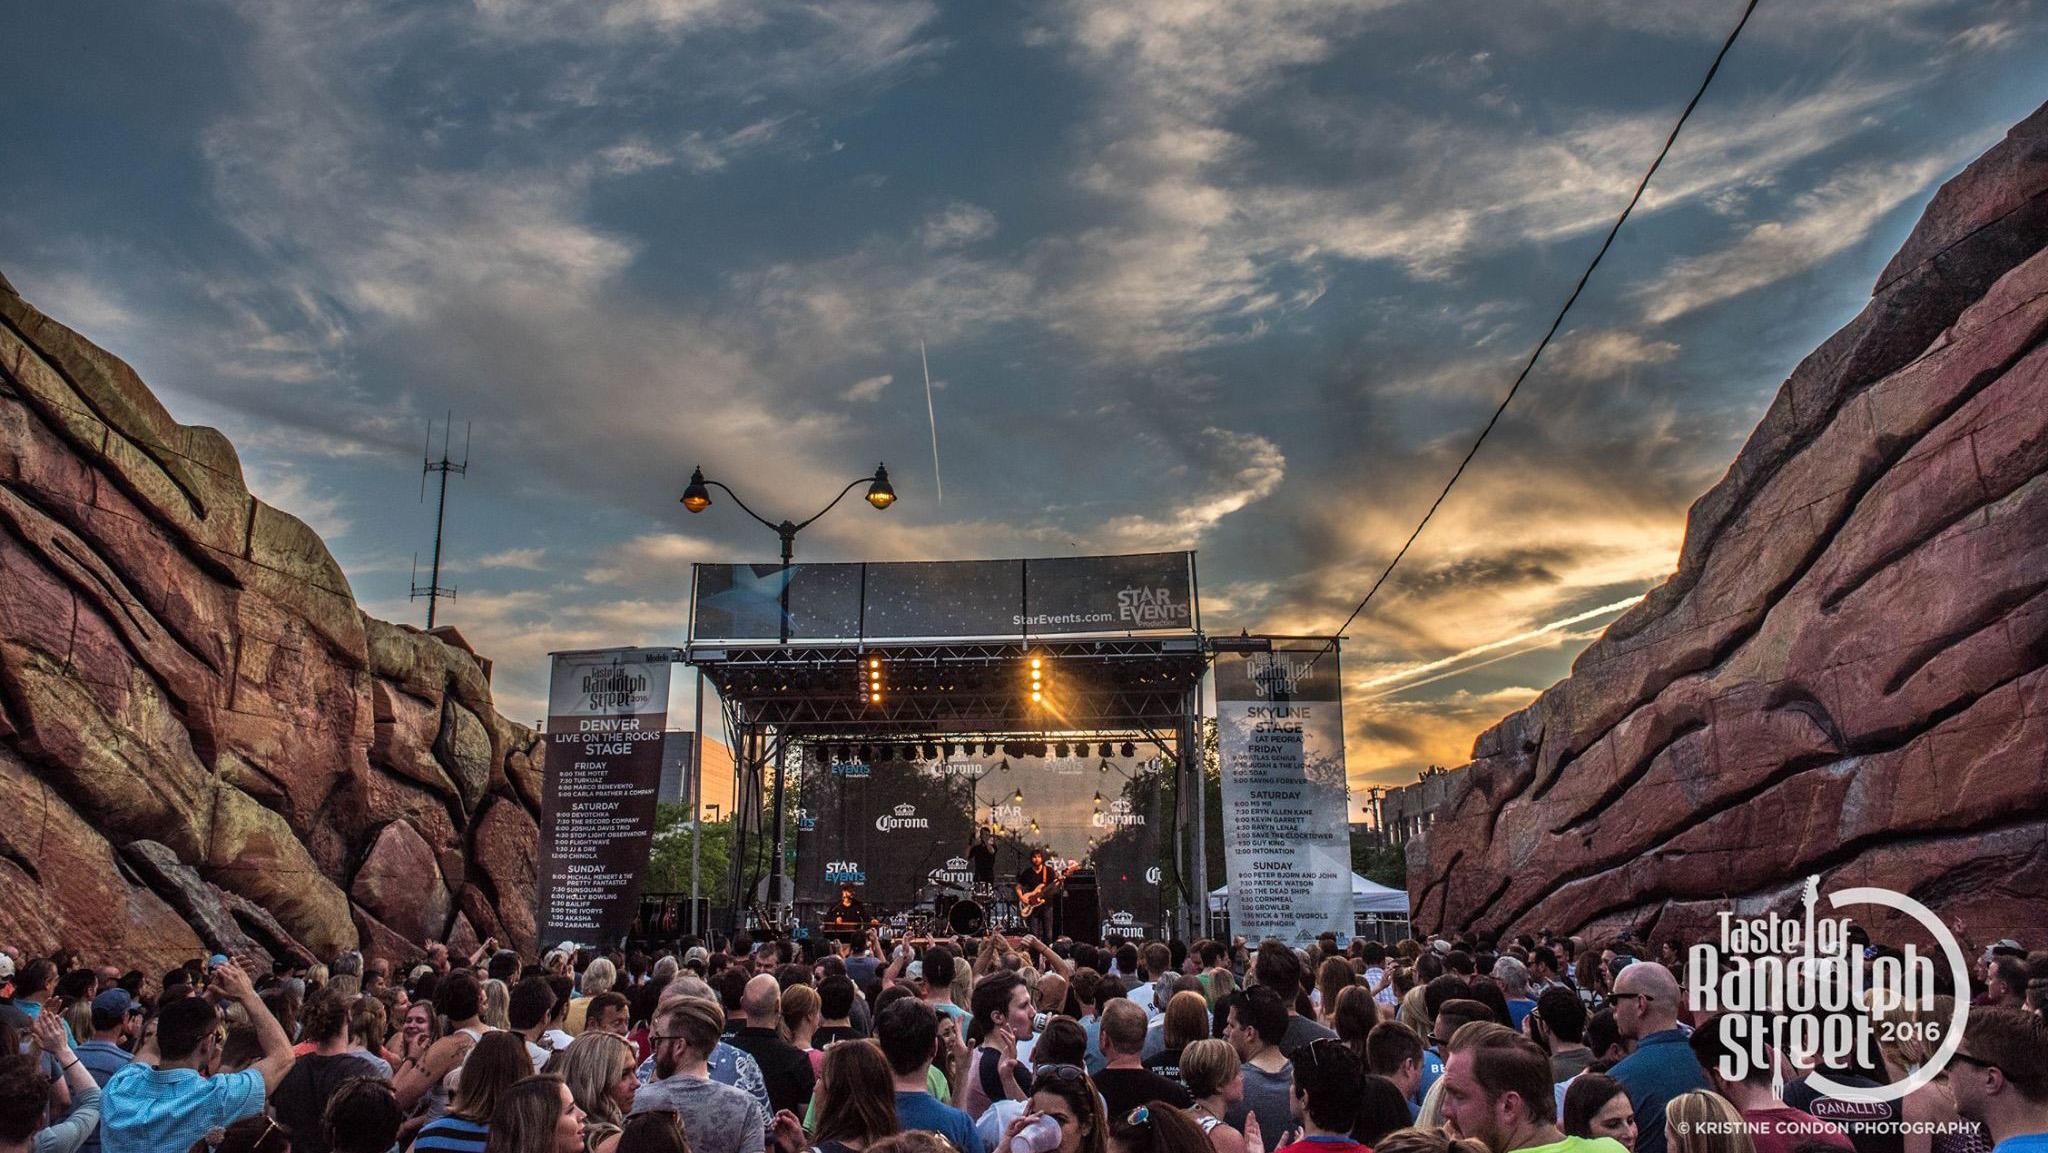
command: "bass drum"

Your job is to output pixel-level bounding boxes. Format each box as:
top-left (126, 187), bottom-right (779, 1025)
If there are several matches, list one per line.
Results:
top-left (948, 898), bottom-right (985, 936)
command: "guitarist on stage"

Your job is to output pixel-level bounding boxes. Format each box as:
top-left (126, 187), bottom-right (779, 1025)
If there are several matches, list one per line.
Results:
top-left (1015, 849), bottom-right (1058, 938)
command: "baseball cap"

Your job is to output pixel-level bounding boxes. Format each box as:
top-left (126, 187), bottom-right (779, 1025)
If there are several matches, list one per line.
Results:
top-left (208, 954), bottom-right (230, 968)
top-left (92, 989), bottom-right (138, 1018)
top-left (683, 947), bottom-right (710, 966)
top-left (0, 956), bottom-right (14, 980)
top-left (906, 961), bottom-right (925, 982)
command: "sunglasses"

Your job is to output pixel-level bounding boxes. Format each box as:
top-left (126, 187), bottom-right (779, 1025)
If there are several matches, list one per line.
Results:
top-left (1296, 1037), bottom-right (1347, 1072)
top-left (1033, 1063), bottom-right (1089, 1091)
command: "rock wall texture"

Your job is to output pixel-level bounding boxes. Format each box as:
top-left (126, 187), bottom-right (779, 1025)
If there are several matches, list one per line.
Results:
top-left (1411, 103), bottom-right (2048, 949)
top-left (0, 268), bottom-right (543, 973)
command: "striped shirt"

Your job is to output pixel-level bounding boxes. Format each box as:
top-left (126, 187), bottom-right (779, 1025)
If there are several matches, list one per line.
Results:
top-left (413, 1114), bottom-right (490, 1153)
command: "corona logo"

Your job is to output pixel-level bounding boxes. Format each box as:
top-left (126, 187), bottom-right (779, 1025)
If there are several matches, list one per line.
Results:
top-left (875, 803), bottom-right (931, 832)
top-left (929, 857), bottom-right (974, 887)
top-left (824, 860), bottom-right (866, 885)
top-left (1103, 910), bottom-right (1146, 938)
top-left (1091, 797), bottom-right (1145, 829)
top-left (1145, 865), bottom-right (1162, 884)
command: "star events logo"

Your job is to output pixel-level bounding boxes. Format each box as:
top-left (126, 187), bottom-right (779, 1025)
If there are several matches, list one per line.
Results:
top-left (1688, 876), bottom-right (1969, 1104)
top-left (875, 803), bottom-right (930, 832)
top-left (1116, 585), bottom-right (1185, 626)
top-left (831, 760), bottom-right (871, 778)
top-left (824, 860), bottom-right (866, 885)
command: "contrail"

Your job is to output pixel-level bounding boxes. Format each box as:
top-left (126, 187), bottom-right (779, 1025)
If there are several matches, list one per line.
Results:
top-left (1355, 595), bottom-right (1642, 694)
top-left (921, 339), bottom-right (942, 505)
top-left (1359, 625), bottom-right (1608, 700)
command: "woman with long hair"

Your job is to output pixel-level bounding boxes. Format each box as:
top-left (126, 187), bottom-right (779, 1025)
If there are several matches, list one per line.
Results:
top-left (782, 984), bottom-right (823, 1072)
top-left (397, 1000), bottom-right (444, 1072)
top-left (417, 1031), bottom-right (539, 1151)
top-left (1666, 1091), bottom-right (1754, 1153)
top-left (615, 1110), bottom-right (691, 1153)
top-left (1108, 1102), bottom-right (1213, 1153)
top-left (563, 1031), bottom-right (639, 1151)
top-left (486, 1075), bottom-right (588, 1153)
top-left (1176, 1040), bottom-right (1245, 1153)
top-left (484, 979), bottom-right (513, 1031)
top-left (1144, 992), bottom-right (1210, 1083)
top-left (812, 1040), bottom-right (899, 1153)
top-left (1315, 958), bottom-right (1355, 1027)
top-left (1562, 1074), bottom-right (1637, 1151)
top-left (1331, 986), bottom-right (1378, 1059)
top-left (1008, 1065), bottom-right (1109, 1153)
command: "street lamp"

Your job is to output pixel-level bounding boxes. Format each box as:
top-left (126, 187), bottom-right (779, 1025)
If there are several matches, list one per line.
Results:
top-left (680, 461), bottom-right (897, 918)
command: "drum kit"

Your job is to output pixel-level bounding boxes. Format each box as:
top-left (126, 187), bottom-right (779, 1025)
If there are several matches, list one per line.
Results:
top-left (908, 881), bottom-right (1018, 937)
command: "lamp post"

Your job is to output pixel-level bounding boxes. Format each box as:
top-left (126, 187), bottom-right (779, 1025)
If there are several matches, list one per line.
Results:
top-left (680, 462), bottom-right (897, 916)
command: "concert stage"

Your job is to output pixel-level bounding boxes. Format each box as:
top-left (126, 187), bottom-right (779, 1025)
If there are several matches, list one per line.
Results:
top-left (684, 553), bottom-right (1212, 944)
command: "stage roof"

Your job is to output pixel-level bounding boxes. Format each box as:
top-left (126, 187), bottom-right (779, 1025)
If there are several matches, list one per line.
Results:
top-left (685, 635), bottom-right (1210, 739)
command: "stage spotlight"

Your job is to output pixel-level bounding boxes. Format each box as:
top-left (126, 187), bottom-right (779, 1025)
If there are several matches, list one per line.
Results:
top-left (879, 745), bottom-right (896, 762)
top-left (1055, 742), bottom-right (1070, 758)
top-left (949, 742), bottom-right (965, 758)
top-left (922, 743), bottom-right (939, 760)
top-left (1121, 741), bottom-right (1136, 758)
top-left (859, 745), bottom-right (874, 762)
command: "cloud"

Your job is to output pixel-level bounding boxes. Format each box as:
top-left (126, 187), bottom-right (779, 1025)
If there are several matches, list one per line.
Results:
top-left (472, 547), bottom-right (550, 571)
top-left (1634, 154), bottom-right (1958, 324)
top-left (243, 462), bottom-right (352, 542)
top-left (1544, 329), bottom-right (1681, 381)
top-left (584, 532), bottom-right (734, 585)
top-left (844, 374), bottom-right (893, 402)
top-left (921, 203), bottom-right (999, 249)
top-left (1096, 428), bottom-right (1287, 549)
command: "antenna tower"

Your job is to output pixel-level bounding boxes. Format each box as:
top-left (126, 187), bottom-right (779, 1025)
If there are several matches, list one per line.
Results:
top-left (410, 413), bottom-right (470, 629)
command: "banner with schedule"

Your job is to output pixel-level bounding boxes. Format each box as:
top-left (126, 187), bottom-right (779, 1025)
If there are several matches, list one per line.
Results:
top-left (539, 648), bottom-right (673, 946)
top-left (1215, 641), bottom-right (1352, 945)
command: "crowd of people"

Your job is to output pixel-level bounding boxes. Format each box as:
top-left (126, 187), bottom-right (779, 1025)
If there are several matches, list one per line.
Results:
top-left (0, 927), bottom-right (2042, 1153)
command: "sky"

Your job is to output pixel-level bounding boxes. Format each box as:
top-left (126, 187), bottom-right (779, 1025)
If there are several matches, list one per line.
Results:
top-left (5, 0), bottom-right (2044, 808)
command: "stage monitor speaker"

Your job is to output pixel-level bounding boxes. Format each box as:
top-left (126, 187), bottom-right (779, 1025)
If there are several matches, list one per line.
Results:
top-left (1058, 871), bottom-right (1099, 946)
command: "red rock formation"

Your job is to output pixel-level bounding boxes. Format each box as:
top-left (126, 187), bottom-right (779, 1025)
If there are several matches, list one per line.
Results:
top-left (0, 273), bottom-right (542, 972)
top-left (1411, 103), bottom-right (2048, 951)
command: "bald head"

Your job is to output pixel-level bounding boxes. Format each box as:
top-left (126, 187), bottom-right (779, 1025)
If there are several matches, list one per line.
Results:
top-left (1613, 960), bottom-right (1681, 1034)
top-left (743, 974), bottom-right (783, 1023)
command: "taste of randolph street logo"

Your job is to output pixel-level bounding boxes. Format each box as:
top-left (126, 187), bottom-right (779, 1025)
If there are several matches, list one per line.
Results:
top-left (1247, 654), bottom-right (1314, 698)
top-left (581, 663), bottom-right (651, 711)
top-left (1689, 876), bottom-right (1969, 1104)
top-left (875, 803), bottom-right (930, 833)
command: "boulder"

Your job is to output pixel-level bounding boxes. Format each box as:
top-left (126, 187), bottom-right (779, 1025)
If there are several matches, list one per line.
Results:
top-left (0, 274), bottom-right (545, 974)
top-left (1412, 102), bottom-right (2048, 948)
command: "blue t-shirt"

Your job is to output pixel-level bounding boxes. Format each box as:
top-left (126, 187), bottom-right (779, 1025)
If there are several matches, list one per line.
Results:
top-left (896, 1090), bottom-right (986, 1153)
top-left (99, 1063), bottom-right (267, 1153)
top-left (1993, 1136), bottom-right (2048, 1153)
top-left (71, 1041), bottom-right (132, 1153)
top-left (1508, 999), bottom-right (1537, 1030)
top-left (1609, 1029), bottom-right (1709, 1153)
top-left (1417, 1047), bottom-right (1445, 1101)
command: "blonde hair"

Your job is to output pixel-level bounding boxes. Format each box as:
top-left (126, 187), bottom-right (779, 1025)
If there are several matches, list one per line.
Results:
top-left (579, 958), bottom-right (617, 998)
top-left (781, 984), bottom-right (821, 1038)
top-left (1374, 1128), bottom-right (1491, 1153)
top-left (562, 1030), bottom-right (636, 1127)
top-left (481, 979), bottom-right (510, 1031)
top-left (1178, 1037), bottom-right (1241, 1098)
top-left (1667, 1091), bottom-right (1754, 1153)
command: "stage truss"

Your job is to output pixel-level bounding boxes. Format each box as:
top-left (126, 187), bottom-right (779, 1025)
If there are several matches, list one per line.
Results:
top-left (686, 634), bottom-right (1212, 937)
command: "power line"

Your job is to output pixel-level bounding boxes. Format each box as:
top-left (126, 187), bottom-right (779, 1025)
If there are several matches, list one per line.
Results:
top-left (1315, 0), bottom-right (1762, 665)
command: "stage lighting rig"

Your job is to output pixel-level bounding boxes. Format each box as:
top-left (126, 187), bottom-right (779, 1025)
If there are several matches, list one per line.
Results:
top-left (1027, 654), bottom-right (1044, 705)
top-left (862, 656), bottom-right (884, 706)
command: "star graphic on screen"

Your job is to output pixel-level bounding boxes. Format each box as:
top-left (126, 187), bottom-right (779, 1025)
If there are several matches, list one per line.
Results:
top-left (697, 564), bottom-right (794, 636)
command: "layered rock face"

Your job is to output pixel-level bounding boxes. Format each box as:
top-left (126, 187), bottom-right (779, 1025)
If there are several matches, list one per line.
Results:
top-left (1412, 103), bottom-right (2048, 949)
top-left (0, 271), bottom-right (543, 972)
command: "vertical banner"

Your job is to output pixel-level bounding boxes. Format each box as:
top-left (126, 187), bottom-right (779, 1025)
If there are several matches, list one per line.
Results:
top-left (540, 648), bottom-right (673, 947)
top-left (1216, 641), bottom-right (1352, 945)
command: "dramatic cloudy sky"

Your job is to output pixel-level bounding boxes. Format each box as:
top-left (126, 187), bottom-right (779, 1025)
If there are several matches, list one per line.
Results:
top-left (5, 0), bottom-right (2043, 802)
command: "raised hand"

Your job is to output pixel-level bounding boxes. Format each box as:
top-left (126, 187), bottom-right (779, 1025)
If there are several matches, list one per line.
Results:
top-left (1001, 1111), bottom-right (1045, 1153)
top-left (209, 959), bottom-right (255, 1002)
top-left (30, 1010), bottom-right (70, 1055)
top-left (1243, 1110), bottom-right (1263, 1152)
top-left (769, 1109), bottom-right (807, 1153)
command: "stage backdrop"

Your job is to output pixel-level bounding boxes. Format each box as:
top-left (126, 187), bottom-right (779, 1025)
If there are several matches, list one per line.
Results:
top-left (1216, 641), bottom-right (1353, 946)
top-left (539, 648), bottom-right (672, 947)
top-left (691, 553), bottom-right (1196, 643)
top-left (794, 749), bottom-right (1167, 940)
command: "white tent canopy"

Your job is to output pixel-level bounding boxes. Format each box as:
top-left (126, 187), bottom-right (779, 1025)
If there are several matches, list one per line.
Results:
top-left (1209, 873), bottom-right (1410, 916)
